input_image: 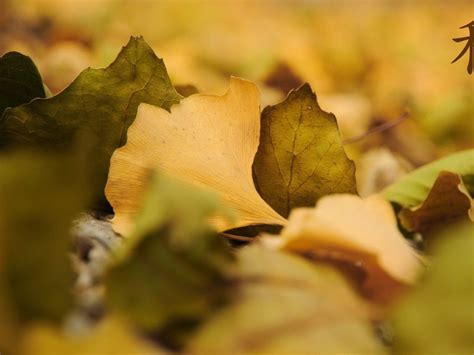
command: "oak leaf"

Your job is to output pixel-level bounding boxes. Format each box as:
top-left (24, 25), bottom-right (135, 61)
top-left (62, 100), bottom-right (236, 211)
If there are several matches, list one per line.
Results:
top-left (264, 194), bottom-right (424, 302)
top-left (106, 77), bottom-right (286, 236)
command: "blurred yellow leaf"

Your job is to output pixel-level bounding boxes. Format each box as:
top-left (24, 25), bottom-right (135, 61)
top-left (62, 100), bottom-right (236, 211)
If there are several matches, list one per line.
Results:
top-left (105, 174), bottom-right (234, 343)
top-left (264, 194), bottom-right (424, 303)
top-left (356, 148), bottom-right (413, 197)
top-left (21, 317), bottom-right (163, 355)
top-left (188, 244), bottom-right (387, 355)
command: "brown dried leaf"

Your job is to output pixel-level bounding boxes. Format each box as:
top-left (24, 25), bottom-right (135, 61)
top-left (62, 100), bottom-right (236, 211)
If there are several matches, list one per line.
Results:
top-left (399, 171), bottom-right (473, 232)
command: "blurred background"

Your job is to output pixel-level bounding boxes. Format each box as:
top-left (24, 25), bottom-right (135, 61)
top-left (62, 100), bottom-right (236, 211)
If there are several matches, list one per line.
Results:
top-left (1, 0), bottom-right (473, 184)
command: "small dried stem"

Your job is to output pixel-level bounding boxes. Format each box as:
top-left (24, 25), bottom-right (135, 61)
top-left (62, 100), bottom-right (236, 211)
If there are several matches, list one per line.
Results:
top-left (221, 233), bottom-right (255, 242)
top-left (342, 110), bottom-right (410, 145)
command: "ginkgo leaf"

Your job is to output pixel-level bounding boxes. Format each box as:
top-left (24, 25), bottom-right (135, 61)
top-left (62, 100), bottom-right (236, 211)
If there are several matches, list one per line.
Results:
top-left (253, 83), bottom-right (356, 217)
top-left (0, 51), bottom-right (46, 114)
top-left (187, 244), bottom-right (386, 355)
top-left (383, 149), bottom-right (474, 208)
top-left (264, 194), bottom-right (424, 302)
top-left (399, 171), bottom-right (473, 232)
top-left (106, 77), bottom-right (286, 236)
top-left (0, 36), bottom-right (181, 210)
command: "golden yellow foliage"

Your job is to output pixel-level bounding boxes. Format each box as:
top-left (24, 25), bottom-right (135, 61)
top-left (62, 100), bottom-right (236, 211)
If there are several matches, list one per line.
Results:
top-left (264, 194), bottom-right (424, 302)
top-left (106, 77), bottom-right (286, 236)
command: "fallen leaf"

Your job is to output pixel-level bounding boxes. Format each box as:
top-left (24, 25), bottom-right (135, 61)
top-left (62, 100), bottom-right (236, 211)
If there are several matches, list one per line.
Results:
top-left (391, 222), bottom-right (474, 355)
top-left (106, 77), bottom-right (286, 236)
top-left (399, 171), bottom-right (473, 232)
top-left (0, 51), bottom-right (46, 114)
top-left (0, 36), bottom-right (182, 209)
top-left (383, 149), bottom-right (474, 208)
top-left (188, 244), bottom-right (386, 355)
top-left (253, 83), bottom-right (356, 217)
top-left (21, 316), bottom-right (163, 355)
top-left (264, 194), bottom-right (424, 303)
top-left (0, 150), bottom-right (89, 352)
top-left (105, 174), bottom-right (234, 347)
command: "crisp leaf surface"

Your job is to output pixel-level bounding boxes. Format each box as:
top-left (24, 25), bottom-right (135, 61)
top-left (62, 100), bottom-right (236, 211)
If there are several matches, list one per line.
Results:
top-left (253, 84), bottom-right (357, 217)
top-left (106, 77), bottom-right (286, 236)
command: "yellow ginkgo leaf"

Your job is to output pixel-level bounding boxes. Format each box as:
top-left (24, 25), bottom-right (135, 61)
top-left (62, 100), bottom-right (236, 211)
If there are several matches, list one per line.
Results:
top-left (264, 194), bottom-right (424, 303)
top-left (105, 77), bottom-right (286, 236)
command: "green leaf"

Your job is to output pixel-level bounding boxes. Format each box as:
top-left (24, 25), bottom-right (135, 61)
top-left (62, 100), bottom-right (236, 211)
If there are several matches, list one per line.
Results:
top-left (253, 84), bottom-right (357, 217)
top-left (399, 171), bottom-right (472, 232)
top-left (105, 174), bottom-right (234, 346)
top-left (391, 222), bottom-right (474, 355)
top-left (0, 150), bottom-right (89, 349)
top-left (0, 37), bottom-right (182, 210)
top-left (188, 244), bottom-right (386, 355)
top-left (0, 51), bottom-right (46, 114)
top-left (383, 149), bottom-right (474, 208)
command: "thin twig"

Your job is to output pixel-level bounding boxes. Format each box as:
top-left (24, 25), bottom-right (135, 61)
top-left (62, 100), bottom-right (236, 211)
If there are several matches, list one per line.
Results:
top-left (342, 110), bottom-right (410, 145)
top-left (221, 233), bottom-right (255, 242)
